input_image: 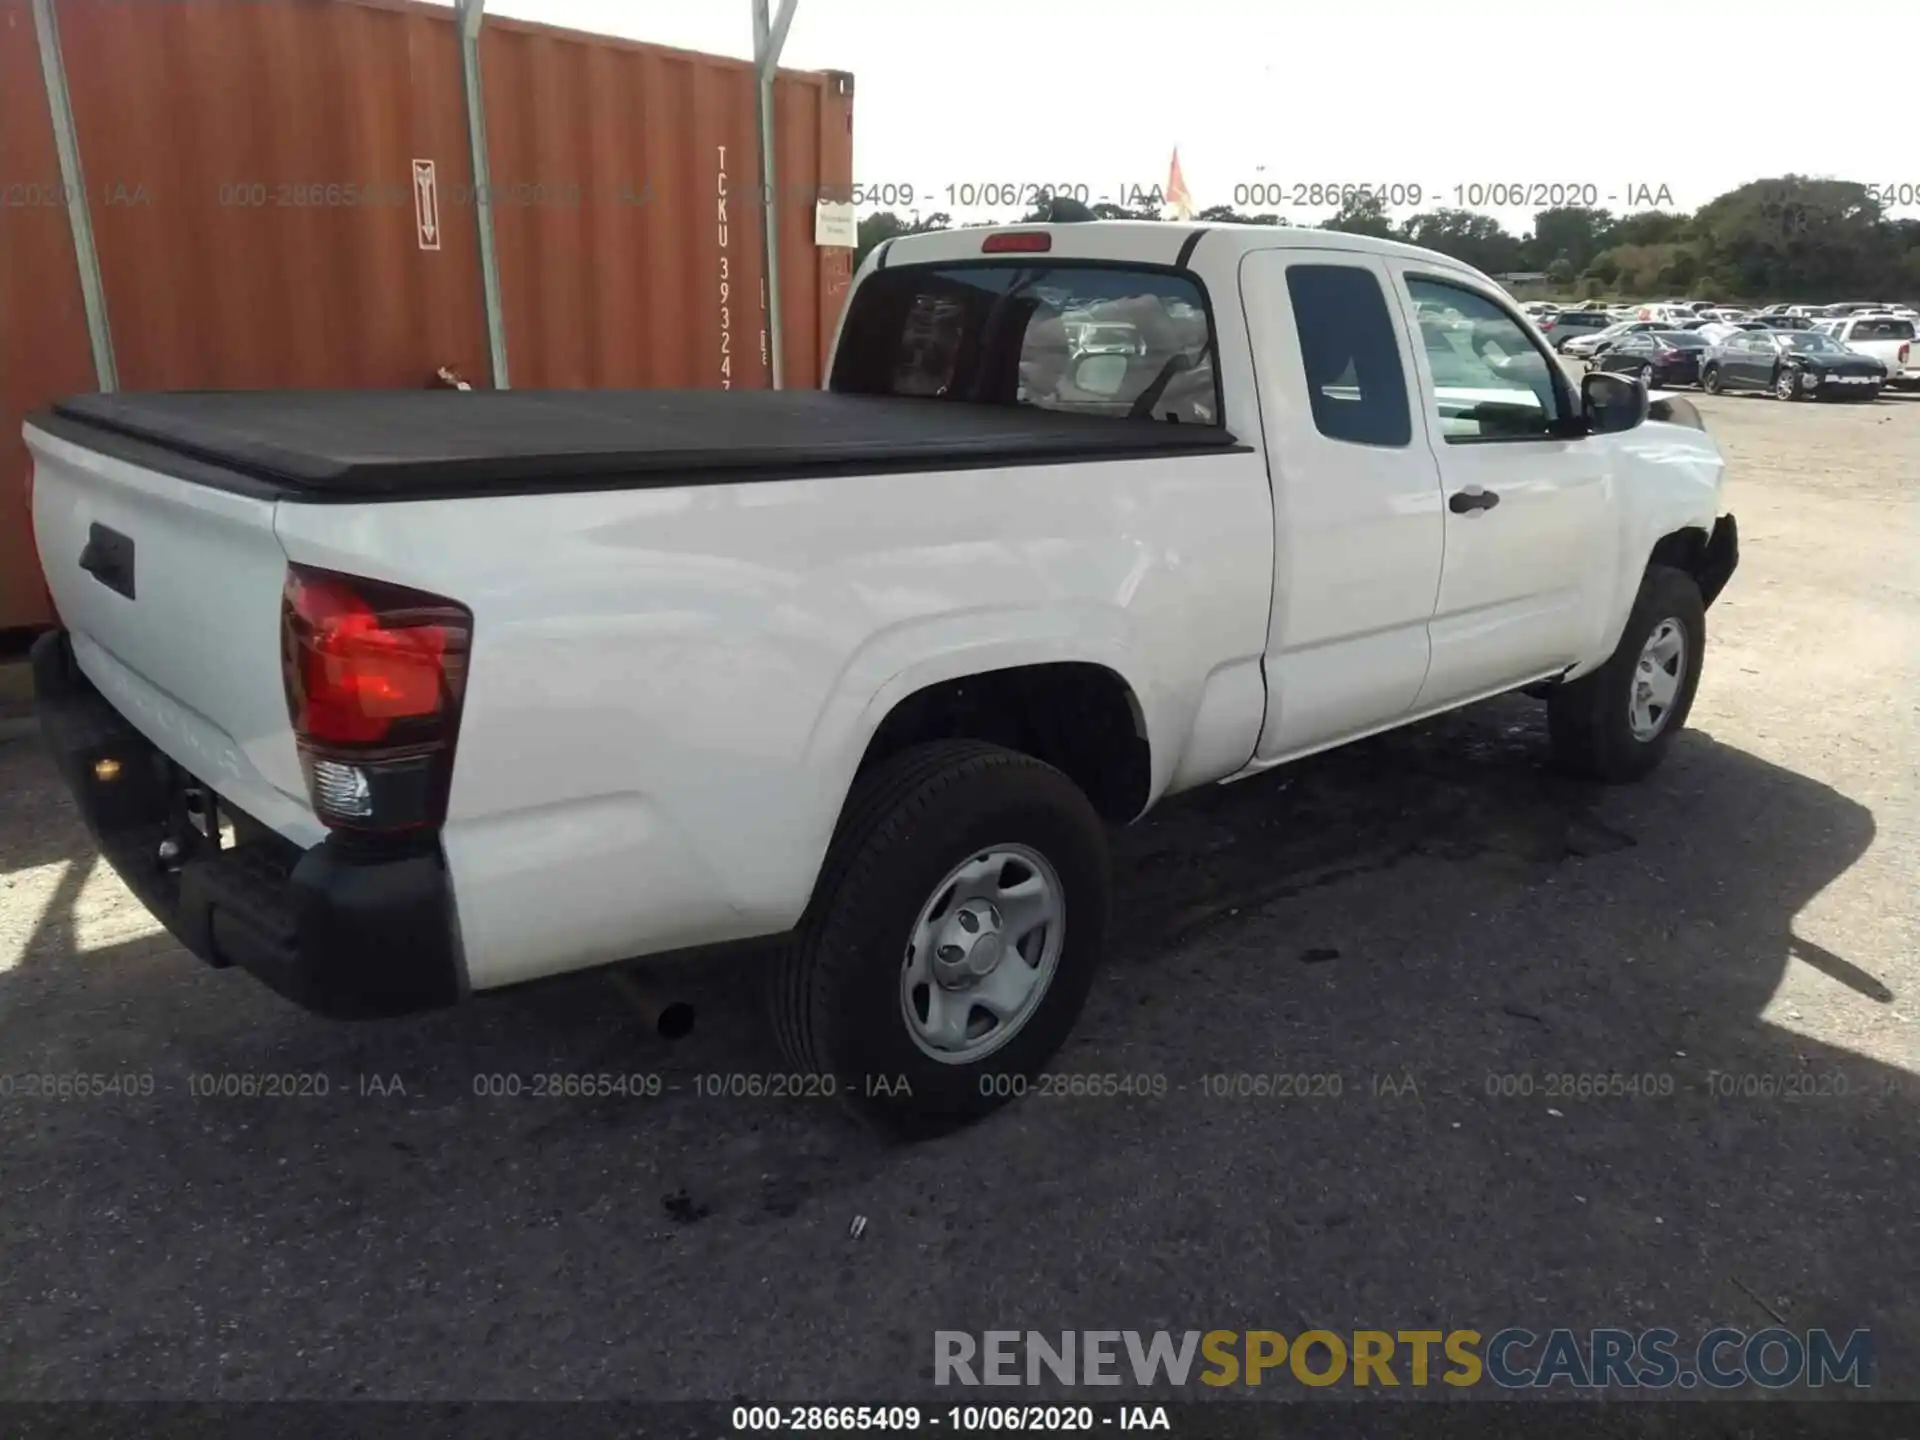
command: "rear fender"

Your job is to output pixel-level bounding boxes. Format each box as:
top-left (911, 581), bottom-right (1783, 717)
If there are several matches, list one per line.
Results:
top-left (797, 605), bottom-right (1159, 829)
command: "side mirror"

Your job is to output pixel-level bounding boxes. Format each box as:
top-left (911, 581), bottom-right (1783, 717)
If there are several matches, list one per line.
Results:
top-left (1582, 369), bottom-right (1648, 435)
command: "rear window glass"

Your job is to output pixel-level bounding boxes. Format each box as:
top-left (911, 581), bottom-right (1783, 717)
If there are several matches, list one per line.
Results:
top-left (1852, 319), bottom-right (1915, 340)
top-left (830, 262), bottom-right (1219, 424)
top-left (1662, 331), bottom-right (1709, 348)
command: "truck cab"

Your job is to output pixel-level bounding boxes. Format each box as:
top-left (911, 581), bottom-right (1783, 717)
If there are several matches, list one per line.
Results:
top-left (849, 221), bottom-right (1732, 760)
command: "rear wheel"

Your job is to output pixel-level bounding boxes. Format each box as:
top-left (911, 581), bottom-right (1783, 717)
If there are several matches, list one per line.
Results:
top-left (1548, 565), bottom-right (1705, 783)
top-left (768, 741), bottom-right (1110, 1136)
top-left (1701, 365), bottom-right (1723, 395)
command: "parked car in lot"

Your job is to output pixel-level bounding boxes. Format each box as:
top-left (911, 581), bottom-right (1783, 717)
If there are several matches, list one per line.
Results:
top-left (1698, 318), bottom-right (1779, 345)
top-left (1538, 309), bottom-right (1615, 351)
top-left (1589, 329), bottom-right (1711, 388)
top-left (1822, 313), bottom-right (1919, 388)
top-left (1565, 319), bottom-right (1665, 358)
top-left (1701, 329), bottom-right (1888, 401)
top-left (25, 221), bottom-right (1739, 1128)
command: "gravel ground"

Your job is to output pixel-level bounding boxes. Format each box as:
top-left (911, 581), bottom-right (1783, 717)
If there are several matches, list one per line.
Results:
top-left (0, 388), bottom-right (1914, 1405)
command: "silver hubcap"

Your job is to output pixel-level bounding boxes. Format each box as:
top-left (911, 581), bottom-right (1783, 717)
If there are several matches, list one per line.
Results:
top-left (1630, 618), bottom-right (1686, 741)
top-left (1776, 371), bottom-right (1794, 399)
top-left (900, 845), bottom-right (1064, 1063)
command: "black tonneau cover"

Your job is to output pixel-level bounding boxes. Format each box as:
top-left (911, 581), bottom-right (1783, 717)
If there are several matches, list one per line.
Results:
top-left (41, 389), bottom-right (1242, 500)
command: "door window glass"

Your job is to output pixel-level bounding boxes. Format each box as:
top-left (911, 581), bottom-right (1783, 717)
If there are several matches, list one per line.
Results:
top-left (1406, 276), bottom-right (1566, 442)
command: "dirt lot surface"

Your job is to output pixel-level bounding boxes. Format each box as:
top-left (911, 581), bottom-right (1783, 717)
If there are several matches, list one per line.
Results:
top-left (0, 388), bottom-right (1914, 1406)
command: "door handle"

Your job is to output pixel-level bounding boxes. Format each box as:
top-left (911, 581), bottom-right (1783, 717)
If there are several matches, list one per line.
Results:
top-left (1448, 487), bottom-right (1500, 515)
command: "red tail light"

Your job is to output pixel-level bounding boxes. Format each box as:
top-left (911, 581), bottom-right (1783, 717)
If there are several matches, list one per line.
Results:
top-left (281, 565), bottom-right (471, 834)
top-left (1539, 317), bottom-right (1557, 330)
top-left (1901, 343), bottom-right (1911, 364)
top-left (982, 231), bottom-right (1051, 253)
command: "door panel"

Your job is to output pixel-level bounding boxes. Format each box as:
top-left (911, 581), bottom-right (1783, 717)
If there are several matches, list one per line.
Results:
top-left (1722, 338), bottom-right (1749, 387)
top-left (1389, 265), bottom-right (1619, 706)
top-left (1237, 249), bottom-right (1446, 761)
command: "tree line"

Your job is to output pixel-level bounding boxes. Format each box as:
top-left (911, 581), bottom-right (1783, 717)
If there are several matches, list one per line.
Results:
top-left (853, 176), bottom-right (1920, 302)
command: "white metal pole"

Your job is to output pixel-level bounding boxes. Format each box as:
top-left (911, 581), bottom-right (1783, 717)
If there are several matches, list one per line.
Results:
top-left (753, 0), bottom-right (798, 389)
top-left (457, 0), bottom-right (510, 389)
top-left (31, 0), bottom-right (117, 392)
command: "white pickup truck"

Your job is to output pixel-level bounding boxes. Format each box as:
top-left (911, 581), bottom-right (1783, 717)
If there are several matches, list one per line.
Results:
top-left (1819, 313), bottom-right (1920, 387)
top-left (28, 221), bottom-right (1738, 1131)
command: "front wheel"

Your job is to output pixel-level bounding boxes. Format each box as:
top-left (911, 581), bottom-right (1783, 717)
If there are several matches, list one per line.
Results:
top-left (1772, 367), bottom-right (1801, 401)
top-left (1548, 565), bottom-right (1706, 783)
top-left (768, 740), bottom-right (1110, 1136)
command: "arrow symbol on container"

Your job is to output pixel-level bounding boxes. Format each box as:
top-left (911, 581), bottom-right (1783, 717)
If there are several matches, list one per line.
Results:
top-left (412, 159), bottom-right (441, 250)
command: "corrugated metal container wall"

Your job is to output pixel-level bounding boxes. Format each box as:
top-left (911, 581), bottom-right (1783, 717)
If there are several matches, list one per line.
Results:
top-left (0, 0), bottom-right (854, 631)
top-left (781, 63), bottom-right (856, 384)
top-left (55, 0), bottom-right (490, 393)
top-left (1, 0), bottom-right (97, 631)
top-left (477, 14), bottom-right (852, 391)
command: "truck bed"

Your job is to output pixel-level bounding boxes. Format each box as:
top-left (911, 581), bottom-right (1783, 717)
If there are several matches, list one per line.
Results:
top-left (35, 390), bottom-right (1243, 501)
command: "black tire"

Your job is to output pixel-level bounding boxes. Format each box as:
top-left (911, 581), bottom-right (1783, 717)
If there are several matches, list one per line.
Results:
top-left (1701, 364), bottom-right (1723, 395)
top-left (769, 740), bottom-right (1110, 1136)
top-left (1548, 565), bottom-right (1706, 783)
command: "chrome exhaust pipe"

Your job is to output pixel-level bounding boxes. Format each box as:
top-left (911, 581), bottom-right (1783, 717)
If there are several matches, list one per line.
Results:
top-left (608, 969), bottom-right (695, 1040)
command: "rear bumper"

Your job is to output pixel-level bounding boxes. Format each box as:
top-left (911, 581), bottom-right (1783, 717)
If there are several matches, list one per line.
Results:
top-left (31, 629), bottom-right (465, 1019)
top-left (1699, 514), bottom-right (1739, 609)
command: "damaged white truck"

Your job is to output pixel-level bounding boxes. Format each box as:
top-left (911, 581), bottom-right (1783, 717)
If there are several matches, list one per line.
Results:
top-left (28, 220), bottom-right (1737, 1130)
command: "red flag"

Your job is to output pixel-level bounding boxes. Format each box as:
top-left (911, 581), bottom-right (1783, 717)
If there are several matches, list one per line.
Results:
top-left (1167, 147), bottom-right (1194, 221)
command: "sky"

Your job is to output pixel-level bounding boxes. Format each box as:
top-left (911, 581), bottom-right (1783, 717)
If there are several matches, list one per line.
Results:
top-left (456, 0), bottom-right (1920, 235)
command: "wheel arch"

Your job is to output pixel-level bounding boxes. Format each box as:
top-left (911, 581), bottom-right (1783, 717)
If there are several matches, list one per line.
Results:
top-left (850, 661), bottom-right (1152, 826)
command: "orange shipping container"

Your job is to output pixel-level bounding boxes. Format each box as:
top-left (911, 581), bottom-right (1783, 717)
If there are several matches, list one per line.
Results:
top-left (0, 0), bottom-right (855, 631)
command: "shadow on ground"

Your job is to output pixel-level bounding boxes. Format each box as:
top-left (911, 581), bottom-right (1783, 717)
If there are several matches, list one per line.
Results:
top-left (0, 694), bottom-right (1909, 1401)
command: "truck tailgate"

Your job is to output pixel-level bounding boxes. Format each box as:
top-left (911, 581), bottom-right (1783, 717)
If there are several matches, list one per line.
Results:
top-left (27, 424), bottom-right (322, 845)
